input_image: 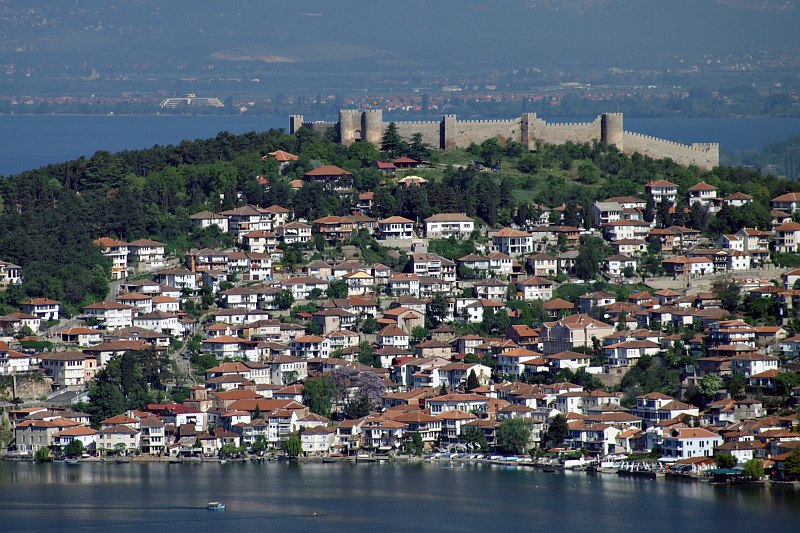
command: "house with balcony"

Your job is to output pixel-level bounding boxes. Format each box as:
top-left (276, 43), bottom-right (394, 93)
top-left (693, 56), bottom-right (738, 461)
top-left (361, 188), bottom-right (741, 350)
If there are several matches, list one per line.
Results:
top-left (604, 255), bottom-right (638, 277)
top-left (526, 253), bottom-right (558, 277)
top-left (280, 276), bottom-right (329, 300)
top-left (661, 427), bottom-right (722, 460)
top-left (82, 301), bottom-right (135, 330)
top-left (313, 216), bottom-right (356, 242)
top-left (276, 221), bottom-right (312, 244)
top-left (41, 352), bottom-right (97, 387)
top-left (133, 311), bottom-right (183, 336)
top-left (602, 220), bottom-right (651, 242)
top-left (127, 239), bottom-right (167, 270)
top-left (139, 418), bottom-right (166, 455)
top-left (470, 278), bottom-right (505, 302)
top-left (516, 276), bottom-right (554, 301)
top-left (242, 230), bottom-right (279, 255)
top-left (388, 273), bottom-right (421, 297)
top-left (290, 335), bottom-right (332, 359)
top-left (631, 393), bottom-right (699, 429)
top-left (378, 216), bottom-right (415, 240)
top-left (21, 298), bottom-right (60, 321)
top-left (408, 253), bottom-right (456, 282)
top-left (94, 237), bottom-right (129, 280)
top-left (59, 327), bottom-right (103, 347)
top-left (771, 192), bottom-right (800, 214)
top-left (730, 352), bottom-right (779, 377)
top-left (541, 314), bottom-right (615, 355)
top-left (773, 221), bottom-right (800, 253)
top-left (492, 228), bottom-right (533, 256)
top-left (189, 211), bottom-right (229, 233)
top-left (687, 181), bottom-right (718, 210)
top-left (154, 270), bottom-right (198, 294)
top-left (221, 205), bottom-right (272, 240)
top-left (423, 213), bottom-right (475, 240)
top-left (644, 180), bottom-right (678, 204)
top-left (303, 165), bottom-right (354, 190)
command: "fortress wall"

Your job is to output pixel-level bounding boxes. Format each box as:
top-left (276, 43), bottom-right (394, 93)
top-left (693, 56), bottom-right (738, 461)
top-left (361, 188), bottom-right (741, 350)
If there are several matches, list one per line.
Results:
top-left (537, 117), bottom-right (602, 145)
top-left (446, 118), bottom-right (522, 149)
top-left (393, 120), bottom-right (442, 148)
top-left (623, 132), bottom-right (719, 170)
top-left (289, 111), bottom-right (719, 170)
top-left (304, 121), bottom-right (337, 135)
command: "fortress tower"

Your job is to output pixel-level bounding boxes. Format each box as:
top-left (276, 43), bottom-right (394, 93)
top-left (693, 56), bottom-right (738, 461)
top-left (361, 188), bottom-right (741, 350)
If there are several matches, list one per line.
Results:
top-left (520, 113), bottom-right (538, 150)
top-left (289, 115), bottom-right (304, 135)
top-left (601, 113), bottom-right (624, 150)
top-left (338, 109), bottom-right (360, 145)
top-left (362, 109), bottom-right (384, 146)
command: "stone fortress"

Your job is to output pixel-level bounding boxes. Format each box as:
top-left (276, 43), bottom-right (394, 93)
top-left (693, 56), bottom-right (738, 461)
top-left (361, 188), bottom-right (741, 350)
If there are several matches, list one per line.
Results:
top-left (290, 109), bottom-right (719, 170)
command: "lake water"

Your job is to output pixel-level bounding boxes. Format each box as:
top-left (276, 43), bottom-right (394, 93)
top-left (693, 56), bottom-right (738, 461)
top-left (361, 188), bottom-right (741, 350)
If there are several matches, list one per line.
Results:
top-left (0, 114), bottom-right (799, 176)
top-left (0, 461), bottom-right (798, 532)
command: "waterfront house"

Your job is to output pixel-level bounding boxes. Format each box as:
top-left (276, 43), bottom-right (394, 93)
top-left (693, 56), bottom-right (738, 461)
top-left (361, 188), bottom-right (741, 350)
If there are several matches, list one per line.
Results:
top-left (661, 427), bottom-right (723, 459)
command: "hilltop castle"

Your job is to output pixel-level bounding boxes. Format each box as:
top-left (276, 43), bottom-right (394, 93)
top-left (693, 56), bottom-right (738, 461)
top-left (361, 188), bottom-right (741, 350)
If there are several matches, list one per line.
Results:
top-left (290, 110), bottom-right (719, 171)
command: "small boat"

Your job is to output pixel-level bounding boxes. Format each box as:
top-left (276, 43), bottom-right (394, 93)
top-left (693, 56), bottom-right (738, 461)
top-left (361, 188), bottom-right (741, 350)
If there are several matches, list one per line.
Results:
top-left (219, 459), bottom-right (228, 464)
top-left (207, 502), bottom-right (226, 511)
top-left (65, 459), bottom-right (79, 465)
top-left (542, 465), bottom-right (556, 473)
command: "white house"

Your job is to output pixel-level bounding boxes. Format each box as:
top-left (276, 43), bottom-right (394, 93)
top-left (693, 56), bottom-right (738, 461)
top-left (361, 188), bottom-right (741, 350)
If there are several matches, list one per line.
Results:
top-left (94, 237), bottom-right (129, 280)
top-left (661, 427), bottom-right (722, 459)
top-left (604, 254), bottom-right (638, 277)
top-left (730, 353), bottom-right (779, 377)
top-left (645, 180), bottom-right (678, 204)
top-left (82, 301), bottom-right (135, 330)
top-left (516, 276), bottom-right (554, 301)
top-left (189, 211), bottom-right (229, 232)
top-left (378, 216), bottom-right (415, 240)
top-left (21, 298), bottom-right (60, 321)
top-left (687, 181), bottom-right (718, 208)
top-left (277, 222), bottom-right (313, 244)
top-left (424, 213), bottom-right (475, 239)
top-left (377, 325), bottom-right (411, 349)
top-left (290, 335), bottom-right (332, 359)
top-left (280, 276), bottom-right (329, 300)
top-left (492, 228), bottom-right (533, 256)
top-left (773, 221), bottom-right (800, 253)
top-left (127, 239), bottom-right (167, 270)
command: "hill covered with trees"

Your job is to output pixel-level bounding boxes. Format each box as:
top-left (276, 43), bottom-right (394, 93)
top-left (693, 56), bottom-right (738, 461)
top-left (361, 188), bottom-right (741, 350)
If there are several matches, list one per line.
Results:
top-left (2, 124), bottom-right (800, 316)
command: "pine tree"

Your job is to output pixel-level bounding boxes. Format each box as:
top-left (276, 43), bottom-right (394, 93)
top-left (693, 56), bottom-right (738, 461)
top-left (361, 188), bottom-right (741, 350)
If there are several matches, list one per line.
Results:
top-left (380, 122), bottom-right (404, 156)
top-left (466, 370), bottom-right (480, 392)
top-left (644, 196), bottom-right (655, 223)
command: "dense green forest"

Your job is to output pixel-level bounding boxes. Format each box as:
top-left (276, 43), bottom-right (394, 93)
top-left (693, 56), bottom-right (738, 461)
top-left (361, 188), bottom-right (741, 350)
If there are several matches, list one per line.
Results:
top-left (2, 124), bottom-right (800, 315)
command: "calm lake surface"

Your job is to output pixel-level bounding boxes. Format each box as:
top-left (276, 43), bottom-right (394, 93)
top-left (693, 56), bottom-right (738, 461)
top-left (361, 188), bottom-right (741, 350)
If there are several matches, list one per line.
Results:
top-left (0, 461), bottom-right (798, 532)
top-left (0, 114), bottom-right (799, 176)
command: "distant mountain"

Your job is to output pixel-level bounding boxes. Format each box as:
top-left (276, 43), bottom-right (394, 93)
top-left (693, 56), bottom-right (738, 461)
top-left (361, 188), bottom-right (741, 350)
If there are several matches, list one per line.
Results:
top-left (0, 1), bottom-right (797, 95)
top-left (519, 0), bottom-right (797, 14)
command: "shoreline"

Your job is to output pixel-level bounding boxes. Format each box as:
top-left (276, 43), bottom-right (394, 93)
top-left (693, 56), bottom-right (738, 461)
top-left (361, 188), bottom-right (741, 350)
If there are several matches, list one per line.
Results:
top-left (4, 454), bottom-right (797, 488)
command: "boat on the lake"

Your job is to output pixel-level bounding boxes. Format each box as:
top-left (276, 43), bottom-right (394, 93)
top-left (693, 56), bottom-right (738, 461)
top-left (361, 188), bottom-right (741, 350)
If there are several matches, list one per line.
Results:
top-left (207, 502), bottom-right (226, 511)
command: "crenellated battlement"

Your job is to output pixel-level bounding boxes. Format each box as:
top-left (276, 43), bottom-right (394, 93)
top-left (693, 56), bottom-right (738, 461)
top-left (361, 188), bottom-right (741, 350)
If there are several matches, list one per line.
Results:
top-left (459, 119), bottom-right (519, 124)
top-left (291, 110), bottom-right (719, 170)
